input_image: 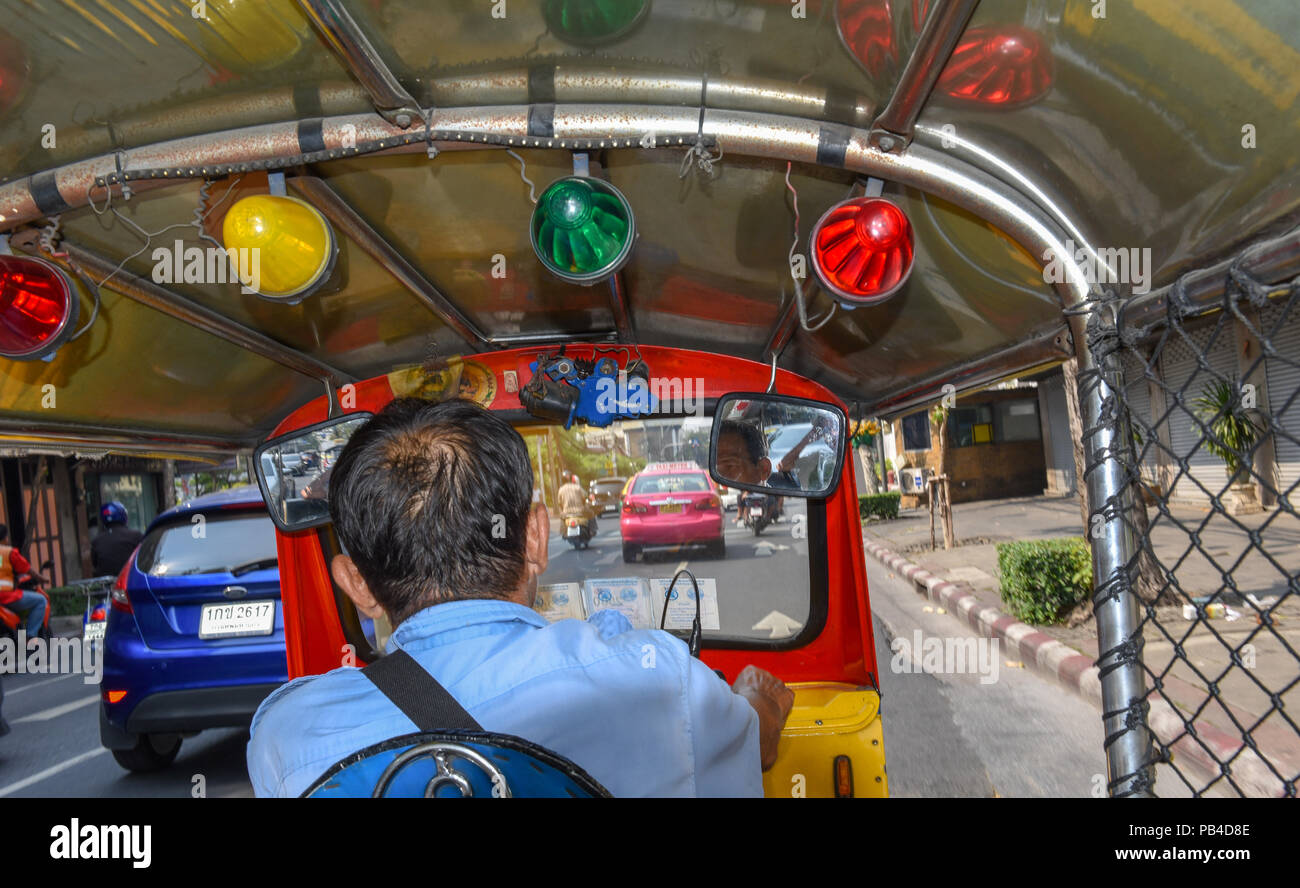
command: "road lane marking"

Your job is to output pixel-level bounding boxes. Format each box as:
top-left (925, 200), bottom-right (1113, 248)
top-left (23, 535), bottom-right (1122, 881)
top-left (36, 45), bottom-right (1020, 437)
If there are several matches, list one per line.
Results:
top-left (4, 673), bottom-right (79, 695)
top-left (0, 747), bottom-right (110, 798)
top-left (13, 694), bottom-right (99, 724)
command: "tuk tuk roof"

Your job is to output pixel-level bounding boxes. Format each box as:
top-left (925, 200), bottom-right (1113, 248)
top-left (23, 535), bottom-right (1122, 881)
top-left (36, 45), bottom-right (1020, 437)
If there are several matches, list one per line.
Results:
top-left (0, 0), bottom-right (1296, 455)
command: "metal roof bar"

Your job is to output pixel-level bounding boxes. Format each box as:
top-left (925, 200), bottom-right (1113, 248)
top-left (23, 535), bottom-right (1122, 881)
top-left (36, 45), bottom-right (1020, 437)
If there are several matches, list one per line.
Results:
top-left (608, 272), bottom-right (636, 345)
top-left (1121, 224), bottom-right (1300, 334)
top-left (487, 330), bottom-right (619, 347)
top-left (869, 325), bottom-right (1073, 417)
top-left (289, 175), bottom-right (492, 351)
top-left (9, 233), bottom-right (351, 386)
top-left (868, 0), bottom-right (982, 152)
top-left (295, 0), bottom-right (423, 129)
top-left (0, 418), bottom-right (251, 455)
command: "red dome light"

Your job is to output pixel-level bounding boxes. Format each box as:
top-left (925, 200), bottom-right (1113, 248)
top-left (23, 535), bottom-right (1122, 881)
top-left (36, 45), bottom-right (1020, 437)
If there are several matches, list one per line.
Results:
top-left (937, 25), bottom-right (1052, 107)
top-left (0, 255), bottom-right (79, 361)
top-left (810, 197), bottom-right (914, 305)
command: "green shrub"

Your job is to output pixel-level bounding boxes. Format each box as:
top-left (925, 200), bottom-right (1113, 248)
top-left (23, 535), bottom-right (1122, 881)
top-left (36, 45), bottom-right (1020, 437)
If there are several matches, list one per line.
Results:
top-left (997, 537), bottom-right (1093, 624)
top-left (859, 492), bottom-right (901, 521)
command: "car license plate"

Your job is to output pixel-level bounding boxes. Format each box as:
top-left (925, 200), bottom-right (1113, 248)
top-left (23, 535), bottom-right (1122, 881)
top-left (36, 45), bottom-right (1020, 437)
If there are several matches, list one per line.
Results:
top-left (199, 601), bottom-right (275, 639)
top-left (83, 621), bottom-right (106, 641)
top-left (750, 506), bottom-right (764, 517)
top-left (659, 503), bottom-right (682, 514)
top-left (566, 524), bottom-right (582, 537)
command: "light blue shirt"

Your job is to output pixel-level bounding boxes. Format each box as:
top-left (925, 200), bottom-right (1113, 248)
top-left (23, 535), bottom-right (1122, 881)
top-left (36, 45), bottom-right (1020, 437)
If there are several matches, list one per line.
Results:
top-left (246, 599), bottom-right (763, 797)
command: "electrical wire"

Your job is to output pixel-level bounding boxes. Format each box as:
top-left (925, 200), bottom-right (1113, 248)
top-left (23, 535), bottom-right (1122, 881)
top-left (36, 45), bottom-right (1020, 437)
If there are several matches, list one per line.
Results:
top-left (660, 567), bottom-right (703, 658)
top-left (785, 161), bottom-right (837, 332)
top-left (87, 176), bottom-right (243, 288)
top-left (506, 149), bottom-right (538, 204)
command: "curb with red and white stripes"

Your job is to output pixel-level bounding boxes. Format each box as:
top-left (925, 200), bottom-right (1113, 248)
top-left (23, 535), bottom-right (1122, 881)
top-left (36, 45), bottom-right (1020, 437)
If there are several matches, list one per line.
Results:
top-left (862, 538), bottom-right (1290, 797)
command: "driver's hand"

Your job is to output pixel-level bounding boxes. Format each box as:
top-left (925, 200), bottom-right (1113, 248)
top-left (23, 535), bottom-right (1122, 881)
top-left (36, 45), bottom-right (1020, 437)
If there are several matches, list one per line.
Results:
top-left (732, 665), bottom-right (795, 771)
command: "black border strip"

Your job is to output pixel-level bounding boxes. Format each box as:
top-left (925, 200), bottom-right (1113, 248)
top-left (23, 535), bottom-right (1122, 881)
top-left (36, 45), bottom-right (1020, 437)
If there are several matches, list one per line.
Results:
top-left (527, 63), bottom-right (556, 103)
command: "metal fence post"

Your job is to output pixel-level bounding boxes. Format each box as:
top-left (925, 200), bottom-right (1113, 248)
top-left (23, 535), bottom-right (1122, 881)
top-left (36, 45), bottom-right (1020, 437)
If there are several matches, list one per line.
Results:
top-left (1073, 303), bottom-right (1158, 797)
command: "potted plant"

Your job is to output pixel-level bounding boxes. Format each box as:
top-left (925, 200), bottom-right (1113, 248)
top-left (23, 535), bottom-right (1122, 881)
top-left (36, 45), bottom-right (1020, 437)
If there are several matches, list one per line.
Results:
top-left (1193, 379), bottom-right (1264, 514)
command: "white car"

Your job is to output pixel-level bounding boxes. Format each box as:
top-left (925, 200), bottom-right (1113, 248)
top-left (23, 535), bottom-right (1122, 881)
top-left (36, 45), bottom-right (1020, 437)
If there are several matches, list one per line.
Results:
top-left (718, 484), bottom-right (740, 511)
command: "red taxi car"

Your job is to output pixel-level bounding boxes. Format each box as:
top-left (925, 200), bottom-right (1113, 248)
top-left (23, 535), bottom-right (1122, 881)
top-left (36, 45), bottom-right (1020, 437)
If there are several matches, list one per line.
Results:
top-left (619, 462), bottom-right (725, 562)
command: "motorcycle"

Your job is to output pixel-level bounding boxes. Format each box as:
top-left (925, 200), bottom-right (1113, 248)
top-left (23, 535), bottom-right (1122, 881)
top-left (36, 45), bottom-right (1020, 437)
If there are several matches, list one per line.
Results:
top-left (562, 513), bottom-right (596, 549)
top-left (739, 492), bottom-right (778, 536)
top-left (0, 559), bottom-right (55, 646)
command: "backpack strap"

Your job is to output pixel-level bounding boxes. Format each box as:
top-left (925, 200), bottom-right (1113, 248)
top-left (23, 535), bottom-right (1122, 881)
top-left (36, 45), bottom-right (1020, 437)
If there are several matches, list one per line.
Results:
top-left (361, 649), bottom-right (483, 733)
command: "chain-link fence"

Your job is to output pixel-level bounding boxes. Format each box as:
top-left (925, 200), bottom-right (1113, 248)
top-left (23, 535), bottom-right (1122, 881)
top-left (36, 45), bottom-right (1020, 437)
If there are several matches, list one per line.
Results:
top-left (1079, 247), bottom-right (1300, 798)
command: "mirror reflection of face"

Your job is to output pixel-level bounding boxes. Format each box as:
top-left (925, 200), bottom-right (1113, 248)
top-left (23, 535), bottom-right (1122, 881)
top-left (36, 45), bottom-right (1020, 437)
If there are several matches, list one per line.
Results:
top-left (716, 427), bottom-right (771, 486)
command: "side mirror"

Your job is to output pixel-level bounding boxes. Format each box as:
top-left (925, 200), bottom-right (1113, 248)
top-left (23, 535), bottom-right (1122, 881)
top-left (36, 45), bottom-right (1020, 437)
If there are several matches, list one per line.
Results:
top-left (255, 414), bottom-right (372, 532)
top-left (709, 393), bottom-right (847, 499)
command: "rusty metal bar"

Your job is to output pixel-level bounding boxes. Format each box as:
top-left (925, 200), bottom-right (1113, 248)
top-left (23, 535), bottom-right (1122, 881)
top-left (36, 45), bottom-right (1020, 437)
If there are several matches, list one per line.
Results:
top-left (288, 176), bottom-right (491, 351)
top-left (10, 234), bottom-right (351, 386)
top-left (295, 0), bottom-right (423, 129)
top-left (868, 0), bottom-right (981, 152)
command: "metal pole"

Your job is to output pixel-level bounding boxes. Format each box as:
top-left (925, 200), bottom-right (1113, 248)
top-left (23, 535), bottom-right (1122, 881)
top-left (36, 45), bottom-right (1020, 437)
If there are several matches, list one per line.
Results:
top-left (295, 0), bottom-right (423, 129)
top-left (868, 0), bottom-right (982, 152)
top-left (1074, 309), bottom-right (1157, 797)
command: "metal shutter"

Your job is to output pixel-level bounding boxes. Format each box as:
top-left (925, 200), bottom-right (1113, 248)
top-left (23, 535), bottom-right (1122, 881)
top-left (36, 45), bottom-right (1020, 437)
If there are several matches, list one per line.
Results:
top-left (1262, 303), bottom-right (1300, 506)
top-left (1159, 322), bottom-right (1240, 504)
top-left (1119, 350), bottom-right (1161, 486)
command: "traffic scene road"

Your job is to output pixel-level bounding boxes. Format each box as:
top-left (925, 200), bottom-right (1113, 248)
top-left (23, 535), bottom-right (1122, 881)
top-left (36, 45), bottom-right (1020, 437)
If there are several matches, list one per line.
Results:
top-left (2, 500), bottom-right (1141, 798)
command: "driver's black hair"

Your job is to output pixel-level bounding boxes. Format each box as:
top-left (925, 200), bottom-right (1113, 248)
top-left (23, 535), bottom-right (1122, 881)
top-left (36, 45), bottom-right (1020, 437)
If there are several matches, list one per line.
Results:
top-left (719, 419), bottom-right (767, 464)
top-left (328, 398), bottom-right (534, 624)
top-left (0, 524), bottom-right (7, 544)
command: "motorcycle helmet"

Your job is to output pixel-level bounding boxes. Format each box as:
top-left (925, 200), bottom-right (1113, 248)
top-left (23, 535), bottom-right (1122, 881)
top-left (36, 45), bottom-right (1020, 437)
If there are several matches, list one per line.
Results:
top-left (100, 501), bottom-right (128, 527)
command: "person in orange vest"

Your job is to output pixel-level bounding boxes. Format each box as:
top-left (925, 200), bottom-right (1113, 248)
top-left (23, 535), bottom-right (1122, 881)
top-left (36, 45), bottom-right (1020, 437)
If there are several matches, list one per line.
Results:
top-left (0, 524), bottom-right (50, 637)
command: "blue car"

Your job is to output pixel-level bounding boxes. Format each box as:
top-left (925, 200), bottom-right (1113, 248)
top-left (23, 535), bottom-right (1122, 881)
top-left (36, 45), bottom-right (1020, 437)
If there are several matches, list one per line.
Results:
top-left (99, 485), bottom-right (287, 772)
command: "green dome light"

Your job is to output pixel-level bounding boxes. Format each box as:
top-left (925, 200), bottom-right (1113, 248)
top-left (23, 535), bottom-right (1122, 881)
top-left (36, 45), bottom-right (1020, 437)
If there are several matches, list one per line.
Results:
top-left (542, 0), bottom-right (651, 47)
top-left (531, 177), bottom-right (636, 285)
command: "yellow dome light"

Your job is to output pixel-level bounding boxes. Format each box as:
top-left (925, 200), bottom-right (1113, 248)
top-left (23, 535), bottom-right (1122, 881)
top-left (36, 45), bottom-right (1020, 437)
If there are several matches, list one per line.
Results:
top-left (221, 194), bottom-right (337, 301)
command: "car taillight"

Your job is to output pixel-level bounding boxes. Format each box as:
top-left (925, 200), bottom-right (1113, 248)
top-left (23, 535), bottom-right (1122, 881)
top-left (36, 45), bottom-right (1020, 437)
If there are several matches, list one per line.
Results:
top-left (104, 690), bottom-right (128, 704)
top-left (110, 549), bottom-right (136, 614)
top-left (695, 495), bottom-right (720, 510)
top-left (90, 608), bottom-right (107, 622)
top-left (623, 500), bottom-right (647, 514)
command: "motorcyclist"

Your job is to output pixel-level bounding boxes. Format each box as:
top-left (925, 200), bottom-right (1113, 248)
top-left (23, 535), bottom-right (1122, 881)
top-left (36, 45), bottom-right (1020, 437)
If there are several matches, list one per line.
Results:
top-left (91, 502), bottom-right (144, 577)
top-left (557, 473), bottom-right (597, 538)
top-left (0, 523), bottom-right (50, 638)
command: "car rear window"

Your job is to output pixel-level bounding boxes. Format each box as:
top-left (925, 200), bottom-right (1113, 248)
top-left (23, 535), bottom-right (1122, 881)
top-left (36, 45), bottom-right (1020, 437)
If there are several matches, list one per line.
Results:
top-left (135, 512), bottom-right (278, 577)
top-left (594, 480), bottom-right (625, 491)
top-left (632, 473), bottom-right (709, 494)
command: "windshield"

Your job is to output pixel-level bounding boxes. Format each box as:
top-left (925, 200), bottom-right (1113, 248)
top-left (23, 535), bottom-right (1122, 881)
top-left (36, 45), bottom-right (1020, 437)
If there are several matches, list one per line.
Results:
top-left (522, 415), bottom-right (815, 645)
top-left (137, 512), bottom-right (278, 578)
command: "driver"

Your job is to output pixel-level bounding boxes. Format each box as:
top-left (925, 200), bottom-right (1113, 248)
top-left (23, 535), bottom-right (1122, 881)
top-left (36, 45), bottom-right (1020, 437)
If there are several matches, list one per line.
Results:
top-left (247, 398), bottom-right (794, 797)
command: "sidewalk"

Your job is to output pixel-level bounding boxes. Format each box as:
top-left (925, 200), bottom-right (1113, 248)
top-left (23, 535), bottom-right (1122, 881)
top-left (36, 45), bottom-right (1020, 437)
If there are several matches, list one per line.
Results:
top-left (862, 494), bottom-right (1300, 797)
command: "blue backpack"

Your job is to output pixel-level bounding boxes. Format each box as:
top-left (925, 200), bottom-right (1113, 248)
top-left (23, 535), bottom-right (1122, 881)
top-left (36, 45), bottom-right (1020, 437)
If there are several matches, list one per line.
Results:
top-left (301, 650), bottom-right (610, 798)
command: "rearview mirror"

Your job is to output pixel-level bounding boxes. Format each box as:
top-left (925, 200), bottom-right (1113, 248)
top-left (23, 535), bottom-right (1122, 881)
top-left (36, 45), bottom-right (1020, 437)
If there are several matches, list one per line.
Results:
top-left (254, 414), bottom-right (372, 532)
top-left (709, 393), bottom-right (847, 498)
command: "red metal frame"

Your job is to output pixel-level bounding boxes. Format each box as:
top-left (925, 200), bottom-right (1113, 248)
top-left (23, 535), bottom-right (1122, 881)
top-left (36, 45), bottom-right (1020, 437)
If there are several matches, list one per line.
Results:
top-left (268, 345), bottom-right (879, 688)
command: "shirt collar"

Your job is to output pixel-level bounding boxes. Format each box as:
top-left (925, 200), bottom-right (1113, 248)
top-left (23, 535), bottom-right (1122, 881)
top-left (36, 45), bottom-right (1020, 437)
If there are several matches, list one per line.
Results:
top-left (389, 598), bottom-right (548, 649)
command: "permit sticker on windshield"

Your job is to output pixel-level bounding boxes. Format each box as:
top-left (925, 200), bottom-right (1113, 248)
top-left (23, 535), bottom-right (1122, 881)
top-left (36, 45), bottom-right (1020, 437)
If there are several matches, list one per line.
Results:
top-left (535, 582), bottom-right (584, 623)
top-left (648, 577), bottom-right (721, 632)
top-left (582, 577), bottom-right (654, 630)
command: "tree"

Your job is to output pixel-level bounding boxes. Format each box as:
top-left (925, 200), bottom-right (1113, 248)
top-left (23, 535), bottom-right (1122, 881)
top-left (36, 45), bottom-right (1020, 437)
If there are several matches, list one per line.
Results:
top-left (850, 419), bottom-right (882, 494)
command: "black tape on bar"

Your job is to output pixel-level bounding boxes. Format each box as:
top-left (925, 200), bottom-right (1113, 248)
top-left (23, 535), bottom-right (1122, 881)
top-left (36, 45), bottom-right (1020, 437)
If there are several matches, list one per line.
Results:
top-left (528, 104), bottom-right (556, 138)
top-left (296, 119), bottom-right (328, 155)
top-left (528, 63), bottom-right (557, 104)
top-left (28, 171), bottom-right (70, 215)
top-left (816, 124), bottom-right (851, 169)
top-left (822, 87), bottom-right (859, 126)
top-left (292, 85), bottom-right (324, 120)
